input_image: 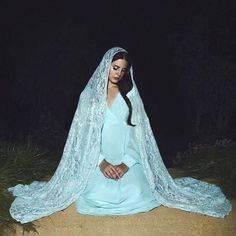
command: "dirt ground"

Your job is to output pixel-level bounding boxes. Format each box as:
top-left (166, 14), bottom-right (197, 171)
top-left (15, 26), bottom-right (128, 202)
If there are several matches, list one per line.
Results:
top-left (9, 168), bottom-right (236, 236)
top-left (11, 200), bottom-right (235, 236)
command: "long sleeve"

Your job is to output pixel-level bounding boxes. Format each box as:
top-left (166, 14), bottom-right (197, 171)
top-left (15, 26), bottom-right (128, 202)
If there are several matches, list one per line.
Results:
top-left (122, 127), bottom-right (141, 168)
top-left (97, 153), bottom-right (106, 166)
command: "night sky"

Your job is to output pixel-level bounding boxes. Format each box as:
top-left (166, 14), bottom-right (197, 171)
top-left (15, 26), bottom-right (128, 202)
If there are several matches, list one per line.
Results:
top-left (1, 1), bottom-right (235, 166)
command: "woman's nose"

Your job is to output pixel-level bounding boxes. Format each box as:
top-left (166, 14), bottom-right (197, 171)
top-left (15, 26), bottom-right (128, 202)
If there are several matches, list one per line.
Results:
top-left (116, 69), bottom-right (122, 76)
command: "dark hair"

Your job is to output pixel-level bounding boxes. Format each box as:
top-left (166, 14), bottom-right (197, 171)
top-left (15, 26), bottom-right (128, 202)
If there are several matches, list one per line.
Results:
top-left (111, 51), bottom-right (135, 127)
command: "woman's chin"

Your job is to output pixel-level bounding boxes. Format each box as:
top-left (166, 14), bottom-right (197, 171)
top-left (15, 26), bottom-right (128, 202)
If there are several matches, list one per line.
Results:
top-left (109, 79), bottom-right (119, 84)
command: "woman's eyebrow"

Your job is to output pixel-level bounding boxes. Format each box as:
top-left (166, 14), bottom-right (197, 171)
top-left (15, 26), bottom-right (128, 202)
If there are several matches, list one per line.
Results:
top-left (113, 64), bottom-right (120, 68)
top-left (113, 64), bottom-right (127, 69)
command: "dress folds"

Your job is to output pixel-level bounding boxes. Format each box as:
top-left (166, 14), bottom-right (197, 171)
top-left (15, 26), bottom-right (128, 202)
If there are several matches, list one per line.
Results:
top-left (7, 47), bottom-right (232, 224)
top-left (75, 92), bottom-right (160, 215)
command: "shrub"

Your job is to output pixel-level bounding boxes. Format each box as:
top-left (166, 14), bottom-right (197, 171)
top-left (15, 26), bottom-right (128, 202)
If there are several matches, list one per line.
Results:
top-left (0, 140), bottom-right (58, 235)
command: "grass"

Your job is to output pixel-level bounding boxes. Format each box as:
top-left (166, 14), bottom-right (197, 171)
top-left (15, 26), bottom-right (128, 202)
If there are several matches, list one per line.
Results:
top-left (174, 141), bottom-right (236, 199)
top-left (1, 139), bottom-right (235, 235)
top-left (0, 140), bottom-right (59, 235)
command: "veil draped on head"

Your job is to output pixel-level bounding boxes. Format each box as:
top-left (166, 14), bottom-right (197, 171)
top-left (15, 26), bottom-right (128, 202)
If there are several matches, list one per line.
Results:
top-left (8, 47), bottom-right (231, 223)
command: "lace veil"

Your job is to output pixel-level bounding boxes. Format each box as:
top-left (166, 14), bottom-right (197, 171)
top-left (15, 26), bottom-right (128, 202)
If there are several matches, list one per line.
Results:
top-left (8, 47), bottom-right (232, 223)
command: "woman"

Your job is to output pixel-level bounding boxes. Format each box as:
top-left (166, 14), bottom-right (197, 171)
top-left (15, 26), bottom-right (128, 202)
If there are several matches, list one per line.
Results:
top-left (8, 47), bottom-right (232, 223)
top-left (75, 51), bottom-right (160, 215)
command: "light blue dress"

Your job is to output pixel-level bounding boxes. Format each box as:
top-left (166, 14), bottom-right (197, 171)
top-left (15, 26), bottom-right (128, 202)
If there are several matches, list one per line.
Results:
top-left (75, 92), bottom-right (160, 215)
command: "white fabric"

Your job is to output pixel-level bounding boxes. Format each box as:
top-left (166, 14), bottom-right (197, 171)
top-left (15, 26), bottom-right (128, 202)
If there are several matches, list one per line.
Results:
top-left (8, 47), bottom-right (232, 223)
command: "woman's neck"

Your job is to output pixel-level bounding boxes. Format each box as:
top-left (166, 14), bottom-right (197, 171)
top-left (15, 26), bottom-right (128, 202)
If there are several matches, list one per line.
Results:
top-left (108, 80), bottom-right (119, 90)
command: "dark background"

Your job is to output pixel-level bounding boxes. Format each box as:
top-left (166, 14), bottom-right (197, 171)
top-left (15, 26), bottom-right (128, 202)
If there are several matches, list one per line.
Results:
top-left (1, 0), bottom-right (235, 167)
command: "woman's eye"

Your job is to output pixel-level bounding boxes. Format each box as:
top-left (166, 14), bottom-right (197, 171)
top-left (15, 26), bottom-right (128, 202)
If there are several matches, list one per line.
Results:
top-left (112, 66), bottom-right (127, 73)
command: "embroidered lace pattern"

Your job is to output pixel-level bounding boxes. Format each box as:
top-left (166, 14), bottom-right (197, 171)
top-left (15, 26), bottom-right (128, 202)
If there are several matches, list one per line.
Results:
top-left (8, 47), bottom-right (232, 223)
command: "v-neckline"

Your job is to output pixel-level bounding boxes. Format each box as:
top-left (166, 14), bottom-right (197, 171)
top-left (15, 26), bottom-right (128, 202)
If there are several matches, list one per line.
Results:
top-left (107, 92), bottom-right (120, 109)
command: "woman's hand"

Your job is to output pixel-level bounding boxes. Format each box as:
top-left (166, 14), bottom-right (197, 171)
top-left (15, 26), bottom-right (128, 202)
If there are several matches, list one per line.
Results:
top-left (115, 163), bottom-right (129, 178)
top-left (99, 159), bottom-right (120, 180)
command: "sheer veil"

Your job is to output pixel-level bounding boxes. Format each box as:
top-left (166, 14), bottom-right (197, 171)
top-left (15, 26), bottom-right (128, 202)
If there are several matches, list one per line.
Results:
top-left (8, 47), bottom-right (232, 223)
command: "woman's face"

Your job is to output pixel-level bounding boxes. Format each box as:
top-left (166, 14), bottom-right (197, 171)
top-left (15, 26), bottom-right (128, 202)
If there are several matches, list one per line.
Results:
top-left (108, 59), bottom-right (128, 85)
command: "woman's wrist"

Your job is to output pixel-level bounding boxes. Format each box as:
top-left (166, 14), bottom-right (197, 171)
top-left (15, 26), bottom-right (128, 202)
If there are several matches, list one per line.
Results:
top-left (121, 163), bottom-right (129, 172)
top-left (99, 159), bottom-right (108, 170)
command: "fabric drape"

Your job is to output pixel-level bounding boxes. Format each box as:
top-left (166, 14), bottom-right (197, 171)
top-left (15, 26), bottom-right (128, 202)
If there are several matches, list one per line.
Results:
top-left (8, 47), bottom-right (232, 223)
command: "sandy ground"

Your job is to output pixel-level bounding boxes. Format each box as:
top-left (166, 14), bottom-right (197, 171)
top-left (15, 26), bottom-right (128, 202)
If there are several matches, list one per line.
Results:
top-left (9, 169), bottom-right (236, 236)
top-left (11, 200), bottom-right (235, 236)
